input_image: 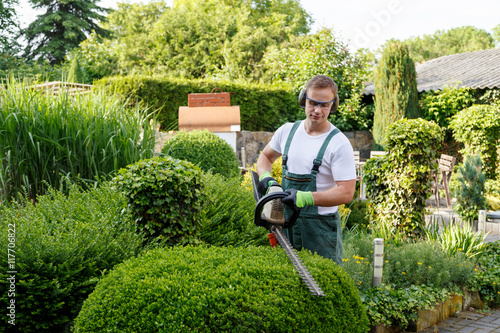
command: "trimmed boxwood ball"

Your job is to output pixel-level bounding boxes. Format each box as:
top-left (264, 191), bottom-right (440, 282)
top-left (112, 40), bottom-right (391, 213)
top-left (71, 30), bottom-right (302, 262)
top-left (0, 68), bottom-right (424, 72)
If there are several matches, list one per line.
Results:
top-left (162, 129), bottom-right (240, 178)
top-left (73, 246), bottom-right (369, 333)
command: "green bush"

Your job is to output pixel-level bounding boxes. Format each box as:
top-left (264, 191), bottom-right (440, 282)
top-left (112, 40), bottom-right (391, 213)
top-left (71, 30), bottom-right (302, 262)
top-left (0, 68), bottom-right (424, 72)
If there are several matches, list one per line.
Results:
top-left (469, 240), bottom-right (500, 307)
top-left (199, 172), bottom-right (268, 246)
top-left (330, 90), bottom-right (374, 132)
top-left (0, 181), bottom-right (145, 333)
top-left (419, 85), bottom-right (475, 129)
top-left (452, 154), bottom-right (487, 223)
top-left (0, 79), bottom-right (155, 203)
top-left (162, 130), bottom-right (240, 178)
top-left (112, 156), bottom-right (206, 246)
top-left (449, 104), bottom-right (500, 179)
top-left (364, 118), bottom-right (444, 239)
top-left (73, 246), bottom-right (370, 333)
top-left (94, 74), bottom-right (300, 131)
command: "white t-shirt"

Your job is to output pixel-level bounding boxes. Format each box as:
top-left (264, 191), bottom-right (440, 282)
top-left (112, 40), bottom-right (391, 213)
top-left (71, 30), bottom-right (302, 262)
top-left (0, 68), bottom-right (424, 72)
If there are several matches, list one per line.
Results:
top-left (269, 121), bottom-right (356, 215)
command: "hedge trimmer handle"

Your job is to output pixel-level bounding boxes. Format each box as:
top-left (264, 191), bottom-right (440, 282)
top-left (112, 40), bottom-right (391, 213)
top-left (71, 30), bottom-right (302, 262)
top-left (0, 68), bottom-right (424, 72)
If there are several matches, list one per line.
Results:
top-left (254, 192), bottom-right (300, 230)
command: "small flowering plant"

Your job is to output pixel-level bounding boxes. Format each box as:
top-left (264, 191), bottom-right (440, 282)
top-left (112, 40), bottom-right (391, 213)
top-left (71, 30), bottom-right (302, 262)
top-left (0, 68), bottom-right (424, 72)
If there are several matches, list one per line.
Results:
top-left (343, 233), bottom-right (474, 291)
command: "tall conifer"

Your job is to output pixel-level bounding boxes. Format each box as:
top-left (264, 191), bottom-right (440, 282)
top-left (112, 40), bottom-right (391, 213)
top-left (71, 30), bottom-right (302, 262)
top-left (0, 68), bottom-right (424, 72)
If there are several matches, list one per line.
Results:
top-left (23, 0), bottom-right (110, 64)
top-left (372, 42), bottom-right (420, 149)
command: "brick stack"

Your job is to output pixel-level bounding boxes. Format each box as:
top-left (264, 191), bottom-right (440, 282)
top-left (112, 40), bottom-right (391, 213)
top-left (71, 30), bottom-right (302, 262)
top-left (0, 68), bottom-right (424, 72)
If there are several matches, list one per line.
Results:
top-left (188, 91), bottom-right (231, 107)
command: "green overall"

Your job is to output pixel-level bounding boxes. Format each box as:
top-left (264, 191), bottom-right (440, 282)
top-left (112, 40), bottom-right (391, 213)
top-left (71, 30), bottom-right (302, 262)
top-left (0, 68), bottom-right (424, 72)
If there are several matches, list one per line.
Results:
top-left (282, 121), bottom-right (343, 266)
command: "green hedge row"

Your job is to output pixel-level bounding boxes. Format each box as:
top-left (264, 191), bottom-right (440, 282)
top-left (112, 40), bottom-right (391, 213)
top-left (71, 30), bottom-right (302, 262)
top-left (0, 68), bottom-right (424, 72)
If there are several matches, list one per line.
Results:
top-left (94, 75), bottom-right (302, 131)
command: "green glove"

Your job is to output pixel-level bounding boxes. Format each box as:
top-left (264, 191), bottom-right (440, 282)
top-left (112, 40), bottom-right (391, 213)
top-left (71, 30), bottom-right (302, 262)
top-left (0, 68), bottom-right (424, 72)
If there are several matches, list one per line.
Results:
top-left (257, 171), bottom-right (278, 196)
top-left (282, 189), bottom-right (314, 208)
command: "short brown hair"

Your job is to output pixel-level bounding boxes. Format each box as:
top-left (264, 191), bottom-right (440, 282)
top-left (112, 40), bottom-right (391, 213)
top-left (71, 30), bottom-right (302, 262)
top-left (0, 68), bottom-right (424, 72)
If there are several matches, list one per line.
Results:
top-left (305, 75), bottom-right (338, 97)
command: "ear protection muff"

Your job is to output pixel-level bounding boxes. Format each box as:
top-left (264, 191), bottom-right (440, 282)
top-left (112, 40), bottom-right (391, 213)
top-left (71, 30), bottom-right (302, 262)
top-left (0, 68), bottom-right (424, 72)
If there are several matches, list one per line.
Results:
top-left (298, 88), bottom-right (339, 114)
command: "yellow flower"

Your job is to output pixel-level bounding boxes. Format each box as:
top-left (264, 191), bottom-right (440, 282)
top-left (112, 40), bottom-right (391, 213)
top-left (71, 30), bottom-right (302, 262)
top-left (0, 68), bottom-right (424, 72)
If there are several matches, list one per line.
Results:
top-left (356, 261), bottom-right (361, 264)
top-left (418, 262), bottom-right (422, 265)
top-left (385, 260), bottom-right (389, 263)
top-left (343, 258), bottom-right (349, 262)
top-left (402, 272), bottom-right (406, 275)
top-left (475, 268), bottom-right (478, 272)
top-left (428, 266), bottom-right (432, 269)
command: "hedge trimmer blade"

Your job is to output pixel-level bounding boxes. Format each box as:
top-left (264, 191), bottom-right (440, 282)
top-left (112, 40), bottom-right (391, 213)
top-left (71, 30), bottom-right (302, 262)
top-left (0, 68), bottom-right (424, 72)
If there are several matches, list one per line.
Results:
top-left (271, 226), bottom-right (325, 297)
top-left (251, 170), bottom-right (324, 297)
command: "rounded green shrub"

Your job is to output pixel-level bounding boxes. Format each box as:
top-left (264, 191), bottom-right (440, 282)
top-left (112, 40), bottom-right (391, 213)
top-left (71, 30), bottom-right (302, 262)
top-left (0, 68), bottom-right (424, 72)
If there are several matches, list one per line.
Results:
top-left (74, 246), bottom-right (369, 333)
top-left (113, 156), bottom-right (206, 246)
top-left (162, 130), bottom-right (240, 178)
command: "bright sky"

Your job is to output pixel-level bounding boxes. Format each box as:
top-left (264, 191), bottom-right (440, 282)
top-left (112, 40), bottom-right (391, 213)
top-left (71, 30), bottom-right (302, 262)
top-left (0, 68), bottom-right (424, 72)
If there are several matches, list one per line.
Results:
top-left (17, 0), bottom-right (500, 52)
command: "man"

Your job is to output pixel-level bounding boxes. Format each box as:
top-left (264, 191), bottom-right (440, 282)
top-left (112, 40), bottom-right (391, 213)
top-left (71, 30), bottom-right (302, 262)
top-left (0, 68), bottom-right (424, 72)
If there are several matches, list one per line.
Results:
top-left (256, 75), bottom-right (356, 266)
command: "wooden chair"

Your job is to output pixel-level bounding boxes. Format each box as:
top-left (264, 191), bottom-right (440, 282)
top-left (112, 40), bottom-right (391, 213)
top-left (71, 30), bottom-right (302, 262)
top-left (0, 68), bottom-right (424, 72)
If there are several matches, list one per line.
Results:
top-left (432, 154), bottom-right (456, 209)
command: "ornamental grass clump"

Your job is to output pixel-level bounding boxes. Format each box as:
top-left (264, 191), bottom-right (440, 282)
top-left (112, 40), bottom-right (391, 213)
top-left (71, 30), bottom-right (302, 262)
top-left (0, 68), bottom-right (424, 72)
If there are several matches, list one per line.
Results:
top-left (0, 79), bottom-right (155, 203)
top-left (425, 219), bottom-right (487, 259)
top-left (74, 246), bottom-right (370, 333)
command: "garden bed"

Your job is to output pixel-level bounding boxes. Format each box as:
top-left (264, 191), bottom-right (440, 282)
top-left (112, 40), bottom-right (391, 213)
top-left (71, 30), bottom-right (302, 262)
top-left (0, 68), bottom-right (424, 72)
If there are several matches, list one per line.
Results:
top-left (372, 290), bottom-right (485, 332)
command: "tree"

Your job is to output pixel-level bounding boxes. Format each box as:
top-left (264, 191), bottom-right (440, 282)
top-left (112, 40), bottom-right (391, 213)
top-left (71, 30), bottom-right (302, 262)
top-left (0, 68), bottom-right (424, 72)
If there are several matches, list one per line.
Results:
top-left (75, 0), bottom-right (311, 80)
top-left (262, 28), bottom-right (368, 95)
top-left (493, 24), bottom-right (500, 47)
top-left (372, 42), bottom-right (420, 149)
top-left (381, 26), bottom-right (495, 63)
top-left (0, 0), bottom-right (19, 53)
top-left (23, 0), bottom-right (111, 65)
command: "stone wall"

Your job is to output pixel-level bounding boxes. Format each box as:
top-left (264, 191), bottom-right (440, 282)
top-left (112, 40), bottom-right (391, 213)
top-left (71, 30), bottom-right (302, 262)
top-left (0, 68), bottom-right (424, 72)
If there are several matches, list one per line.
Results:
top-left (236, 130), bottom-right (374, 167)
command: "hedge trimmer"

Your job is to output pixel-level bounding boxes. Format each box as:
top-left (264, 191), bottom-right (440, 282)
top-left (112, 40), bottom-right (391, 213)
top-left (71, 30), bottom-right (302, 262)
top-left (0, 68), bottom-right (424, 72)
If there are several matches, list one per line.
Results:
top-left (251, 171), bottom-right (325, 297)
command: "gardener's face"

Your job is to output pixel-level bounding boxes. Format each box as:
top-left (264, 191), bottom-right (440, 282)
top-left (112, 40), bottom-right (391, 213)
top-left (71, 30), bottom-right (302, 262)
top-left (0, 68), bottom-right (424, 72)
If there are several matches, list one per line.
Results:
top-left (304, 87), bottom-right (335, 126)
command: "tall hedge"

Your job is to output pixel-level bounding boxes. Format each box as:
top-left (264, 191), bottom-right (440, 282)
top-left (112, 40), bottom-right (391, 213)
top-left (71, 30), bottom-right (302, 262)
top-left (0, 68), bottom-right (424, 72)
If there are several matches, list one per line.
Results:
top-left (94, 75), bottom-right (300, 131)
top-left (372, 42), bottom-right (420, 149)
top-left (364, 118), bottom-right (444, 239)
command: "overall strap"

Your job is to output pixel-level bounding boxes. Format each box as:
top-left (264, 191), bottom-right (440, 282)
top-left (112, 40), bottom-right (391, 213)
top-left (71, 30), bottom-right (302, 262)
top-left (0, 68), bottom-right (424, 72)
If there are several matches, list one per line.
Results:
top-left (311, 128), bottom-right (340, 174)
top-left (282, 121), bottom-right (302, 167)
